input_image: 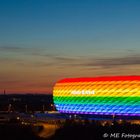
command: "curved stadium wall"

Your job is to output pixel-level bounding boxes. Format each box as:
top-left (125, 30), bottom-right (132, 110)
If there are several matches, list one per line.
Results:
top-left (53, 76), bottom-right (140, 117)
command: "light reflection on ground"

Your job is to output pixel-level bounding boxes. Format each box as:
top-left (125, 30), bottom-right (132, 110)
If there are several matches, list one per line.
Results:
top-left (37, 123), bottom-right (59, 138)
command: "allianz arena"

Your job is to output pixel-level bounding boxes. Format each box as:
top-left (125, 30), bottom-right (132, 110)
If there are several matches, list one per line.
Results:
top-left (53, 76), bottom-right (140, 117)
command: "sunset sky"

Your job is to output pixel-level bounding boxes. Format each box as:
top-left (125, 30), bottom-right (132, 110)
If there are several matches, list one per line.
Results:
top-left (1, 0), bottom-right (140, 94)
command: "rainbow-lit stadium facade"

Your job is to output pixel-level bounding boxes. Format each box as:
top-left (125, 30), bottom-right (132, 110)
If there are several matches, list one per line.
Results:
top-left (53, 76), bottom-right (140, 117)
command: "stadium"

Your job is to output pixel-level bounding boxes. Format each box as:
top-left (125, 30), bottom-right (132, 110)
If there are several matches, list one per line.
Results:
top-left (53, 76), bottom-right (140, 119)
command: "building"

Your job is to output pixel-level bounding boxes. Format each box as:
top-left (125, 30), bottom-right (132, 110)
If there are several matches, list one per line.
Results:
top-left (53, 76), bottom-right (140, 119)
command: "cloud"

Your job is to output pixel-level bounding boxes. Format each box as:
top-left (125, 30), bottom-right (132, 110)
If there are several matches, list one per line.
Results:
top-left (0, 57), bottom-right (22, 63)
top-left (0, 46), bottom-right (42, 53)
top-left (24, 54), bottom-right (140, 68)
top-left (31, 52), bottom-right (77, 61)
top-left (52, 56), bottom-right (78, 62)
top-left (0, 46), bottom-right (26, 52)
top-left (48, 54), bottom-right (140, 69)
top-left (1, 46), bottom-right (140, 69)
top-left (29, 52), bottom-right (79, 66)
top-left (84, 55), bottom-right (140, 68)
top-left (31, 52), bottom-right (55, 57)
top-left (16, 61), bottom-right (54, 67)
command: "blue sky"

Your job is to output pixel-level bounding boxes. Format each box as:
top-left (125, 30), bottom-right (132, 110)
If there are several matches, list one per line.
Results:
top-left (0, 0), bottom-right (140, 93)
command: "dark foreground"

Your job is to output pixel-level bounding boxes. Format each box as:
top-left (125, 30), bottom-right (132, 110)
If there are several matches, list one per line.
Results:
top-left (0, 120), bottom-right (140, 140)
top-left (49, 120), bottom-right (140, 140)
top-left (0, 123), bottom-right (45, 140)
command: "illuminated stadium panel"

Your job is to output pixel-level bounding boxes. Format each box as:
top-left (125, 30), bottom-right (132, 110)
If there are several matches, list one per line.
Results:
top-left (53, 76), bottom-right (140, 116)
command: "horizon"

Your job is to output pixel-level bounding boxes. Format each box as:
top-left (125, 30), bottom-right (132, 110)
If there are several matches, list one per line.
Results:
top-left (1, 0), bottom-right (140, 94)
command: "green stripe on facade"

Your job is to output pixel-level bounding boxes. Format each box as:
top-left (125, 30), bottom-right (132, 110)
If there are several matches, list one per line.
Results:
top-left (53, 96), bottom-right (140, 105)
